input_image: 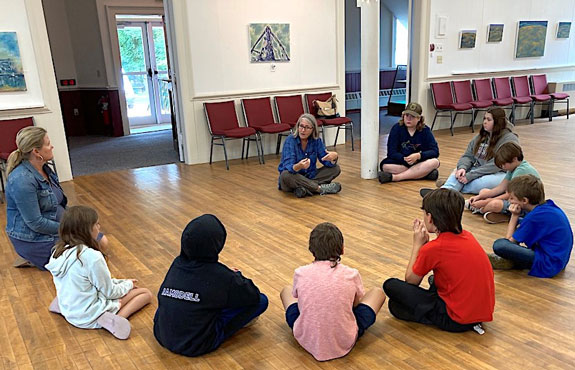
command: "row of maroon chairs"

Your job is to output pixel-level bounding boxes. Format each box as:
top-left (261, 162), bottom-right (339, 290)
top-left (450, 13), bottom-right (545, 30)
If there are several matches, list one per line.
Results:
top-left (203, 93), bottom-right (354, 170)
top-left (431, 74), bottom-right (570, 135)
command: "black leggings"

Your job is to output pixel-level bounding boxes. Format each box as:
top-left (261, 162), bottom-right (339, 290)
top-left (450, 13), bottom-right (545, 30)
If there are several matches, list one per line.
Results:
top-left (383, 278), bottom-right (476, 333)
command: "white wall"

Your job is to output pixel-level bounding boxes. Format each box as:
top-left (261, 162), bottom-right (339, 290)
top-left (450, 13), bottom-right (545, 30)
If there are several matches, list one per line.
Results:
top-left (428, 0), bottom-right (575, 77)
top-left (169, 0), bottom-right (347, 165)
top-left (409, 0), bottom-right (575, 132)
top-left (0, 0), bottom-right (72, 181)
top-left (345, 0), bottom-right (398, 71)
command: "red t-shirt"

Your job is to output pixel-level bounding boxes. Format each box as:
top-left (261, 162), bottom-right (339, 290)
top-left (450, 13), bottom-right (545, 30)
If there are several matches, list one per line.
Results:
top-left (412, 230), bottom-right (495, 324)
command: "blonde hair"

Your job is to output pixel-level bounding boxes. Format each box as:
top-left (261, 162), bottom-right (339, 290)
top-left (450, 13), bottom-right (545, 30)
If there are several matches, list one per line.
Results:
top-left (6, 126), bottom-right (47, 176)
top-left (292, 114), bottom-right (319, 140)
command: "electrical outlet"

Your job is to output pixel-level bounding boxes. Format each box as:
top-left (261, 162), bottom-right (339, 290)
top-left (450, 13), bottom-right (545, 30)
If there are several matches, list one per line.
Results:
top-left (73, 108), bottom-right (79, 116)
top-left (435, 43), bottom-right (444, 52)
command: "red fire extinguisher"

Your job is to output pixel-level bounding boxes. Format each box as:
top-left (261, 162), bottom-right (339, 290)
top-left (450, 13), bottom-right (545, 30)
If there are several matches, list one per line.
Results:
top-left (98, 95), bottom-right (110, 125)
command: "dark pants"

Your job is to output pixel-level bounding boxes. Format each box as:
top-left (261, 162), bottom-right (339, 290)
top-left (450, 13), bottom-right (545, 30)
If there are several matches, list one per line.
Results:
top-left (493, 238), bottom-right (535, 270)
top-left (212, 293), bottom-right (268, 350)
top-left (383, 278), bottom-right (476, 333)
top-left (279, 165), bottom-right (341, 194)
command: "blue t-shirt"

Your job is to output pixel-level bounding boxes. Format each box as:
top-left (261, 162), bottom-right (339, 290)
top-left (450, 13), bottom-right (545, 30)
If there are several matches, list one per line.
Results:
top-left (513, 200), bottom-right (573, 278)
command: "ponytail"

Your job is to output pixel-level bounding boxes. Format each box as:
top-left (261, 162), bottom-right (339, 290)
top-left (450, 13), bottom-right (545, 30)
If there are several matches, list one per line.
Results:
top-left (5, 126), bottom-right (47, 176)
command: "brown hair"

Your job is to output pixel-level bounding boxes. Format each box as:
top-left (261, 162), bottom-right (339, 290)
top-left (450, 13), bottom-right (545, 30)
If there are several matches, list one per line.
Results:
top-left (6, 126), bottom-right (47, 176)
top-left (421, 188), bottom-right (464, 234)
top-left (309, 222), bottom-right (344, 268)
top-left (52, 206), bottom-right (103, 263)
top-left (399, 114), bottom-right (426, 131)
top-left (495, 142), bottom-right (524, 168)
top-left (473, 107), bottom-right (509, 161)
top-left (292, 113), bottom-right (319, 139)
top-left (507, 175), bottom-right (545, 205)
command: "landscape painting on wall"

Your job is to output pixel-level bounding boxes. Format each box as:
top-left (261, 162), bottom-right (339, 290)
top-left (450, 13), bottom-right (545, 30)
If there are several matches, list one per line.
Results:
top-left (487, 24), bottom-right (504, 42)
top-left (459, 30), bottom-right (477, 48)
top-left (0, 32), bottom-right (27, 92)
top-left (516, 21), bottom-right (548, 58)
top-left (557, 22), bottom-right (571, 39)
top-left (249, 23), bottom-right (290, 62)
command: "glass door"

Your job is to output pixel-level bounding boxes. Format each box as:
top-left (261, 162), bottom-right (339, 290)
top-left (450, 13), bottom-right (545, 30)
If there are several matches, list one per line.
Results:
top-left (117, 20), bottom-right (170, 128)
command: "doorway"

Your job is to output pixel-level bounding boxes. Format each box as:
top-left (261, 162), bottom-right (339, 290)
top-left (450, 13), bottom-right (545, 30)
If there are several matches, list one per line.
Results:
top-left (116, 15), bottom-right (171, 133)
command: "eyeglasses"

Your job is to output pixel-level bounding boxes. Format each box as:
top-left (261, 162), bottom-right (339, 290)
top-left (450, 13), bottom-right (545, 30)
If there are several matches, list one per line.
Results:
top-left (299, 125), bottom-right (313, 131)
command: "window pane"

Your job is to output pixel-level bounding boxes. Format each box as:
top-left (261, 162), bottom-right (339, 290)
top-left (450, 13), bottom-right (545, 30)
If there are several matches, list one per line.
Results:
top-left (117, 26), bottom-right (147, 72)
top-left (394, 19), bottom-right (408, 66)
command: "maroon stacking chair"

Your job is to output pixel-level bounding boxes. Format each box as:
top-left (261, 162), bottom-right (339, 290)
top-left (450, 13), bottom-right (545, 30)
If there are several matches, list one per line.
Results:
top-left (511, 76), bottom-right (537, 124)
top-left (305, 92), bottom-right (354, 151)
top-left (491, 77), bottom-right (516, 122)
top-left (241, 97), bottom-right (291, 156)
top-left (274, 94), bottom-right (304, 129)
top-left (274, 94), bottom-right (304, 150)
top-left (0, 117), bottom-right (35, 203)
top-left (204, 101), bottom-right (262, 170)
top-left (430, 82), bottom-right (473, 136)
top-left (531, 74), bottom-right (569, 120)
top-left (453, 80), bottom-right (493, 132)
top-left (516, 75), bottom-right (552, 124)
top-left (474, 78), bottom-right (513, 122)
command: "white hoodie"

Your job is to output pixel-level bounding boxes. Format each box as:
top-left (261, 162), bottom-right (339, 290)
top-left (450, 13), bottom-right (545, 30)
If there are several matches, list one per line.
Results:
top-left (45, 245), bottom-right (133, 329)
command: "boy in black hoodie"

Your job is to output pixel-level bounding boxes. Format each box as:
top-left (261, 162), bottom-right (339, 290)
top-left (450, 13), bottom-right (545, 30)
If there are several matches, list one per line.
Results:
top-left (153, 214), bottom-right (268, 356)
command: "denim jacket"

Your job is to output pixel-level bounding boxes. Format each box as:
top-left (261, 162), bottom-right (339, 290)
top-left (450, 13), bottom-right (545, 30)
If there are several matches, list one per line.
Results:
top-left (5, 161), bottom-right (67, 242)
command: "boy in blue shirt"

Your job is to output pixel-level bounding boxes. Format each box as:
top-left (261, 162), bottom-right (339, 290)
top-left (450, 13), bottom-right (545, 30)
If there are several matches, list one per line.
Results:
top-left (489, 175), bottom-right (573, 278)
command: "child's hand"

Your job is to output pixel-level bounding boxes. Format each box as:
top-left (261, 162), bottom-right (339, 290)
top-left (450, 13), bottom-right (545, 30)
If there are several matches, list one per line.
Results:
top-left (404, 153), bottom-right (420, 165)
top-left (129, 279), bottom-right (138, 288)
top-left (508, 203), bottom-right (522, 216)
top-left (455, 168), bottom-right (466, 180)
top-left (412, 219), bottom-right (430, 246)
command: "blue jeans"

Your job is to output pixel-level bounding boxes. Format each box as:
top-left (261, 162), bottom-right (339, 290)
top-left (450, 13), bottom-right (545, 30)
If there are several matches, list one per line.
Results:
top-left (492, 238), bottom-right (535, 270)
top-left (442, 171), bottom-right (505, 194)
top-left (212, 293), bottom-right (268, 350)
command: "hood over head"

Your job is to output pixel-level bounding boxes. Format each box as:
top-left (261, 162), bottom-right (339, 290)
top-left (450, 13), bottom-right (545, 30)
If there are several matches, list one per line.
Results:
top-left (180, 214), bottom-right (227, 262)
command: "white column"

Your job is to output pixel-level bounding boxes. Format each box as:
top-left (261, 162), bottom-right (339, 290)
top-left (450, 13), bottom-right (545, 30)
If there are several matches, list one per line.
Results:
top-left (359, 0), bottom-right (380, 179)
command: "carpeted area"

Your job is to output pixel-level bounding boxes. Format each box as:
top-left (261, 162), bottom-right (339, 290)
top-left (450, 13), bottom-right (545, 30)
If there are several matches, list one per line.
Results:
top-left (68, 130), bottom-right (180, 176)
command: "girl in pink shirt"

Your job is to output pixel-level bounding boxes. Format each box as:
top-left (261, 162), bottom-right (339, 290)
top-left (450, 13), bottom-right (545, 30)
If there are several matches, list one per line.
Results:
top-left (280, 222), bottom-right (386, 361)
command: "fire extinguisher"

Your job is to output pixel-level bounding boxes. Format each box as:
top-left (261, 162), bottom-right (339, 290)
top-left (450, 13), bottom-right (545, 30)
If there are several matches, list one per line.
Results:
top-left (98, 95), bottom-right (110, 125)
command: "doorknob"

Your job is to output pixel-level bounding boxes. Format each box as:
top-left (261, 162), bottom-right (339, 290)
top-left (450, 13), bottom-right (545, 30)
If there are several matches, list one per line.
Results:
top-left (154, 70), bottom-right (159, 75)
top-left (147, 68), bottom-right (153, 78)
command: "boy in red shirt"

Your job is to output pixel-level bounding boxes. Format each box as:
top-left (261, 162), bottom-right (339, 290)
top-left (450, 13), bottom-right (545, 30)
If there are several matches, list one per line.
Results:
top-left (383, 188), bottom-right (495, 332)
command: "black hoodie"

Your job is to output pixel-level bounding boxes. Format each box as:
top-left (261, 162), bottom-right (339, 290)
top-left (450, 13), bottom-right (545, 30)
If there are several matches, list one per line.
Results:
top-left (153, 214), bottom-right (262, 357)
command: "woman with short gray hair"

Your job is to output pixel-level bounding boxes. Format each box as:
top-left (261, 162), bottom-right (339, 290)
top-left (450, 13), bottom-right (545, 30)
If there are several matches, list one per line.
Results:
top-left (277, 114), bottom-right (341, 198)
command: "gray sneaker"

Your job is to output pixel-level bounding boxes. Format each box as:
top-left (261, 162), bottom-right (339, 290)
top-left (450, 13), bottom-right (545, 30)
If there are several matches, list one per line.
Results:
top-left (487, 253), bottom-right (515, 270)
top-left (319, 182), bottom-right (342, 195)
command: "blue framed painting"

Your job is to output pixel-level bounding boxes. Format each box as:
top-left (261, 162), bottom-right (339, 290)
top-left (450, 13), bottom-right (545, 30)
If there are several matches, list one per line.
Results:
top-left (487, 24), bottom-right (504, 43)
top-left (459, 30), bottom-right (477, 49)
top-left (0, 32), bottom-right (27, 92)
top-left (515, 21), bottom-right (548, 58)
top-left (557, 22), bottom-right (571, 39)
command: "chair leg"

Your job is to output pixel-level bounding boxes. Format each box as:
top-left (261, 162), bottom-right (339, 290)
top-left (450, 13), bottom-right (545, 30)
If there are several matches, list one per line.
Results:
top-left (321, 126), bottom-right (326, 144)
top-left (511, 103), bottom-right (516, 124)
top-left (209, 137), bottom-right (214, 165)
top-left (0, 167), bottom-right (5, 204)
top-left (431, 111), bottom-right (439, 130)
top-left (241, 138), bottom-right (246, 159)
top-left (349, 122), bottom-right (354, 151)
top-left (246, 138), bottom-right (251, 159)
top-left (470, 109), bottom-right (476, 133)
top-left (221, 137), bottom-right (229, 170)
top-left (549, 100), bottom-right (553, 121)
top-left (449, 111), bottom-right (454, 136)
top-left (530, 101), bottom-right (534, 124)
top-left (258, 133), bottom-right (265, 164)
top-left (567, 99), bottom-right (570, 119)
top-left (333, 126), bottom-right (340, 149)
top-left (276, 134), bottom-right (282, 155)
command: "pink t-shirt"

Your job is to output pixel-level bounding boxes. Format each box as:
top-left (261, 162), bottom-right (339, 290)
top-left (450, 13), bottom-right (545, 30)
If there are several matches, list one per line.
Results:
top-left (292, 261), bottom-right (365, 361)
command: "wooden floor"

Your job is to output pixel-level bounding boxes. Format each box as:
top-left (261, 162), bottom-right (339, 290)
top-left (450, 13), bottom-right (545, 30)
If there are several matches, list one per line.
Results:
top-left (1, 116), bottom-right (575, 369)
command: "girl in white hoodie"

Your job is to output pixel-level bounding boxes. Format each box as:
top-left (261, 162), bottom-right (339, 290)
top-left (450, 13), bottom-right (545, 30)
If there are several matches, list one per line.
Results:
top-left (45, 206), bottom-right (152, 339)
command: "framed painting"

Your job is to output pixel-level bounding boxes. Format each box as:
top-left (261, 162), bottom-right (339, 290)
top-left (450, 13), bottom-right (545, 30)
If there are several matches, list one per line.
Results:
top-left (515, 21), bottom-right (548, 58)
top-left (0, 32), bottom-right (27, 92)
top-left (487, 24), bottom-right (504, 43)
top-left (459, 30), bottom-right (477, 49)
top-left (249, 23), bottom-right (290, 62)
top-left (557, 22), bottom-right (571, 39)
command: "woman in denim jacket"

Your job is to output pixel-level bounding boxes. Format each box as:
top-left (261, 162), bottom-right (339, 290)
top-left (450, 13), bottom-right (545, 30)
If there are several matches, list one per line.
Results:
top-left (5, 127), bottom-right (69, 269)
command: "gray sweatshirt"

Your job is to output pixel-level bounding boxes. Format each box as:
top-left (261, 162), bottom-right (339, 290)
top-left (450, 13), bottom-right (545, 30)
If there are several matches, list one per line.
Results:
top-left (457, 121), bottom-right (519, 182)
